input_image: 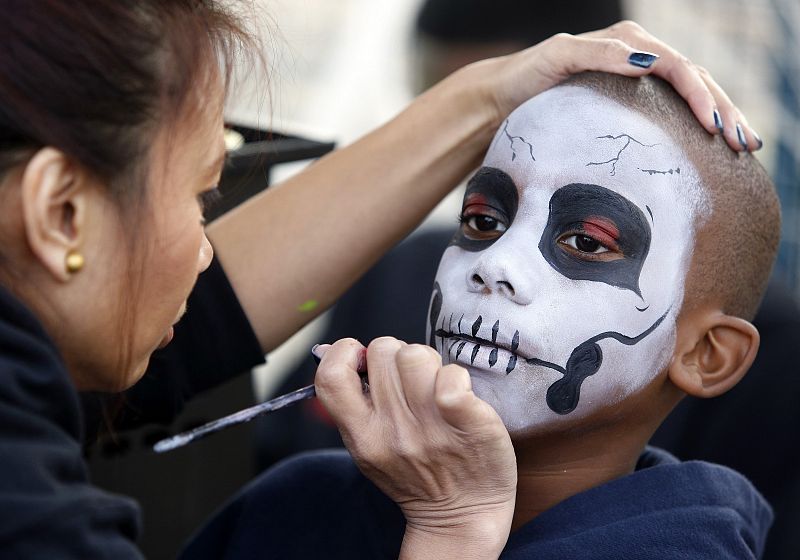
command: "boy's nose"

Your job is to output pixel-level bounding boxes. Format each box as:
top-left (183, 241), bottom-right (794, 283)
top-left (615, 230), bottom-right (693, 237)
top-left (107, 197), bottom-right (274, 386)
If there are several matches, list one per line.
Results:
top-left (466, 251), bottom-right (533, 306)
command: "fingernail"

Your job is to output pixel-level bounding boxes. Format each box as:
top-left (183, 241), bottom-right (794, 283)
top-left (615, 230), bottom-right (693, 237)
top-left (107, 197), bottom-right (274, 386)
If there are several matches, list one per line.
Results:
top-left (311, 344), bottom-right (322, 364)
top-left (713, 109), bottom-right (724, 133)
top-left (736, 123), bottom-right (748, 150)
top-left (627, 51), bottom-right (659, 68)
top-left (753, 131), bottom-right (763, 151)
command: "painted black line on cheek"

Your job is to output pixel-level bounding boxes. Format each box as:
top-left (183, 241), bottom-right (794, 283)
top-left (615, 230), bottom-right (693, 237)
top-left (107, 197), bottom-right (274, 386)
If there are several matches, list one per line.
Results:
top-left (544, 309), bottom-right (669, 415)
top-left (428, 282), bottom-right (442, 349)
top-left (538, 183), bottom-right (651, 296)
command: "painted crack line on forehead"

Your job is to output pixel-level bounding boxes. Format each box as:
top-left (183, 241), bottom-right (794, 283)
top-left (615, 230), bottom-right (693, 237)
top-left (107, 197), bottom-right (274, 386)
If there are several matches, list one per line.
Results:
top-left (502, 119), bottom-right (536, 163)
top-left (586, 133), bottom-right (659, 176)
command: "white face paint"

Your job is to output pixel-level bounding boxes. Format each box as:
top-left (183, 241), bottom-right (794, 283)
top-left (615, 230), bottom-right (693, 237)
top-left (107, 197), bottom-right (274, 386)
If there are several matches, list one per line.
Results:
top-left (427, 86), bottom-right (709, 437)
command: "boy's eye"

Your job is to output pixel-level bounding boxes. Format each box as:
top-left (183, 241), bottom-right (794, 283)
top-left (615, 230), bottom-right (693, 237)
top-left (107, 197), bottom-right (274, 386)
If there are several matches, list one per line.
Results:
top-left (459, 205), bottom-right (508, 240)
top-left (560, 234), bottom-right (609, 254)
top-left (466, 215), bottom-right (506, 233)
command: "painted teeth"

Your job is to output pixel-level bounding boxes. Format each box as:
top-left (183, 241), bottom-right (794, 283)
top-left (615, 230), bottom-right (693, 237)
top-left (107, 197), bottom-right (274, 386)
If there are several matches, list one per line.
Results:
top-left (470, 344), bottom-right (480, 364)
top-left (471, 316), bottom-right (482, 337)
top-left (456, 341), bottom-right (466, 359)
top-left (489, 347), bottom-right (498, 367)
top-left (506, 354), bottom-right (517, 374)
top-left (491, 320), bottom-right (499, 344)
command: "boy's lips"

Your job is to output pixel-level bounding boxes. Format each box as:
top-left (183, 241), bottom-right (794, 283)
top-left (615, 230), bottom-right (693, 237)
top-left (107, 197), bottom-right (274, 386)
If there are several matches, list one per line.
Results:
top-left (435, 329), bottom-right (519, 359)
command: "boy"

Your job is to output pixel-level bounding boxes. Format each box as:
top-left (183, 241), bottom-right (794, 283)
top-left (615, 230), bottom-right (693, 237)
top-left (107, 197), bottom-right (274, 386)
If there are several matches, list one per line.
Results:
top-left (186, 73), bottom-right (779, 559)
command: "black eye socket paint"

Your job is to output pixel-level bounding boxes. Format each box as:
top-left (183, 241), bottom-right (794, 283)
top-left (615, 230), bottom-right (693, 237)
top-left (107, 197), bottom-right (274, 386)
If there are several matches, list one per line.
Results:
top-left (538, 183), bottom-right (651, 296)
top-left (450, 166), bottom-right (519, 252)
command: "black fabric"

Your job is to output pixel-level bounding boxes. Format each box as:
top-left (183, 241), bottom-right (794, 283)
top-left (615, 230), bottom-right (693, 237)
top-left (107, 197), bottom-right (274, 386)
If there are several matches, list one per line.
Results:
top-left (0, 256), bottom-right (266, 557)
top-left (182, 447), bottom-right (772, 560)
top-left (0, 283), bottom-right (143, 558)
top-left (416, 0), bottom-right (622, 45)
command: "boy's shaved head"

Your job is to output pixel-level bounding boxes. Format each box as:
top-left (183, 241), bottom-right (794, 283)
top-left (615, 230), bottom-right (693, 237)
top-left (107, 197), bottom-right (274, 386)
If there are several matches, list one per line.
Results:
top-left (565, 73), bottom-right (780, 320)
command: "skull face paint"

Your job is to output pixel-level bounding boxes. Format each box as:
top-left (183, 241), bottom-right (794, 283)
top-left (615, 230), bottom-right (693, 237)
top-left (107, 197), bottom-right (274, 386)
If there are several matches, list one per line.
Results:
top-left (428, 86), bottom-right (709, 436)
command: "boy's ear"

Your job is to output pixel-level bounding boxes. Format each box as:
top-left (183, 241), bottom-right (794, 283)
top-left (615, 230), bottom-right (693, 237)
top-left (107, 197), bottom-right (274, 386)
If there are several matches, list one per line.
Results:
top-left (668, 309), bottom-right (759, 398)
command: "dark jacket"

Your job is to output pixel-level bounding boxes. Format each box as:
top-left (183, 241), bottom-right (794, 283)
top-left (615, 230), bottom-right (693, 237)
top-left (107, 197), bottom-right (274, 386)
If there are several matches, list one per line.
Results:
top-left (0, 258), bottom-right (265, 558)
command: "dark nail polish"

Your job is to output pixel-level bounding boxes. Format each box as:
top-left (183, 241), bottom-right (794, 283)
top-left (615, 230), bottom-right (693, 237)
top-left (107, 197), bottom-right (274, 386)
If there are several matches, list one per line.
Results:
top-left (736, 123), bottom-right (748, 150)
top-left (713, 109), bottom-right (724, 133)
top-left (628, 51), bottom-right (659, 68)
top-left (753, 131), bottom-right (763, 151)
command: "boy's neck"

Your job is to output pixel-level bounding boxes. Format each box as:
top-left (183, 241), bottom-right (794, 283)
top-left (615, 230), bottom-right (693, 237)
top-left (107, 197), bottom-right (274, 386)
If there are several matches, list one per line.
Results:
top-left (509, 416), bottom-right (655, 532)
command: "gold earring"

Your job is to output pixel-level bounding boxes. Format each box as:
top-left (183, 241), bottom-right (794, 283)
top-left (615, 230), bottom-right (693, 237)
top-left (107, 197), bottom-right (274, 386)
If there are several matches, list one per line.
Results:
top-left (65, 250), bottom-right (84, 274)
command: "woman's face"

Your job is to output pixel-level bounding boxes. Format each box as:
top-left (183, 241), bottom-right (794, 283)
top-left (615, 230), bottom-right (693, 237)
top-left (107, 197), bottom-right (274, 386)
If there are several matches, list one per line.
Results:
top-left (75, 87), bottom-right (224, 391)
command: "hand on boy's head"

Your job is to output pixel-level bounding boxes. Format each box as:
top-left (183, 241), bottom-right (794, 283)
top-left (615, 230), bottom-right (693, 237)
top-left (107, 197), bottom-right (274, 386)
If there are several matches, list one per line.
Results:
top-left (482, 20), bottom-right (760, 153)
top-left (315, 337), bottom-right (517, 550)
top-left (428, 72), bottom-right (779, 440)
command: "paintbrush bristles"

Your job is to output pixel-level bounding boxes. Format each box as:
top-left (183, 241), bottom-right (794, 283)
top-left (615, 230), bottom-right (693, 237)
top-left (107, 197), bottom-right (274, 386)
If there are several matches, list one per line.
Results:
top-left (153, 384), bottom-right (317, 453)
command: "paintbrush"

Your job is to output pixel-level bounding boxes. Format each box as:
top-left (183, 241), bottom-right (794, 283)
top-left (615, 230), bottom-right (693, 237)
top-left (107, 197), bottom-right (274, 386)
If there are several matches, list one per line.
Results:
top-left (153, 345), bottom-right (365, 453)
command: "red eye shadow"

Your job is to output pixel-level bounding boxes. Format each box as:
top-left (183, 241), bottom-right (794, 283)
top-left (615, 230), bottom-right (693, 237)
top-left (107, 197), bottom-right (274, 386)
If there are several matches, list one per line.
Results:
top-left (582, 216), bottom-right (620, 250)
top-left (464, 192), bottom-right (489, 206)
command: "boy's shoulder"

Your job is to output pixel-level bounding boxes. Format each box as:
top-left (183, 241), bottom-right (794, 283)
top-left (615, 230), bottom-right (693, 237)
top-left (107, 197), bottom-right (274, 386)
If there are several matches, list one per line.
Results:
top-left (505, 446), bottom-right (772, 559)
top-left (213, 447), bottom-right (771, 560)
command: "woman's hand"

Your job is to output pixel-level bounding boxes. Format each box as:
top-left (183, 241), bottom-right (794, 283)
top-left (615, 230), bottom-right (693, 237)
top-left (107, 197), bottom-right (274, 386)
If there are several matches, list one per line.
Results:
top-left (461, 20), bottom-right (758, 152)
top-left (315, 337), bottom-right (517, 560)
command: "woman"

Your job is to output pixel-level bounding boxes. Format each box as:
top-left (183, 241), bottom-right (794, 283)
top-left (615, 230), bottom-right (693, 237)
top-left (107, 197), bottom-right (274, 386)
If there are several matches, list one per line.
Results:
top-left (0, 1), bottom-right (757, 558)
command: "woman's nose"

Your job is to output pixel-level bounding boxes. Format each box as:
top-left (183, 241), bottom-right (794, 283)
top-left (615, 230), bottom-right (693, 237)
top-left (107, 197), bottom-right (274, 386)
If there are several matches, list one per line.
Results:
top-left (466, 250), bottom-right (533, 305)
top-left (198, 234), bottom-right (214, 273)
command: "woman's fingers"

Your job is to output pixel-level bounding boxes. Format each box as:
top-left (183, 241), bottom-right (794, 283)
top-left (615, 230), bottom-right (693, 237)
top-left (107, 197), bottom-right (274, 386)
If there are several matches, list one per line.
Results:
top-left (395, 344), bottom-right (441, 420)
top-left (365, 337), bottom-right (407, 413)
top-left (434, 364), bottom-right (501, 436)
top-left (315, 338), bottom-right (370, 432)
top-left (696, 67), bottom-right (762, 151)
top-left (541, 33), bottom-right (660, 79)
top-left (583, 20), bottom-right (760, 152)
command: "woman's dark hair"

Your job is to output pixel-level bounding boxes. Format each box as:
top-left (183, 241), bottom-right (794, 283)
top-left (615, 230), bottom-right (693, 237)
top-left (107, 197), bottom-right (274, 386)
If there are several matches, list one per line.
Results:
top-left (0, 1), bottom-right (251, 184)
top-left (0, 1), bottom-right (256, 387)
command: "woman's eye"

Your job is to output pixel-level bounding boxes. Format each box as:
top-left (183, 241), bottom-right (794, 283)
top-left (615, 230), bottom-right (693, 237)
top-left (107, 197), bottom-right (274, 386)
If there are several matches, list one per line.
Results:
top-left (560, 234), bottom-right (610, 254)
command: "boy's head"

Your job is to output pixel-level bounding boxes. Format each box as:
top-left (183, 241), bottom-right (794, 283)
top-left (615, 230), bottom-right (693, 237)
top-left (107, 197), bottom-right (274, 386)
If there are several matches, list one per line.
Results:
top-left (427, 73), bottom-right (780, 439)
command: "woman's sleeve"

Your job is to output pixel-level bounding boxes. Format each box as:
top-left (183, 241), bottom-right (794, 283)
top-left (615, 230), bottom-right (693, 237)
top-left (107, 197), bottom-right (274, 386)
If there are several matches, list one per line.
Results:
top-left (93, 256), bottom-right (266, 431)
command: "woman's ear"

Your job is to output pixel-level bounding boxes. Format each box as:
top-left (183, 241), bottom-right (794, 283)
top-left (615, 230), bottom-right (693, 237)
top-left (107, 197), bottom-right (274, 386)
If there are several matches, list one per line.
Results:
top-left (19, 148), bottom-right (88, 282)
top-left (668, 308), bottom-right (760, 398)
